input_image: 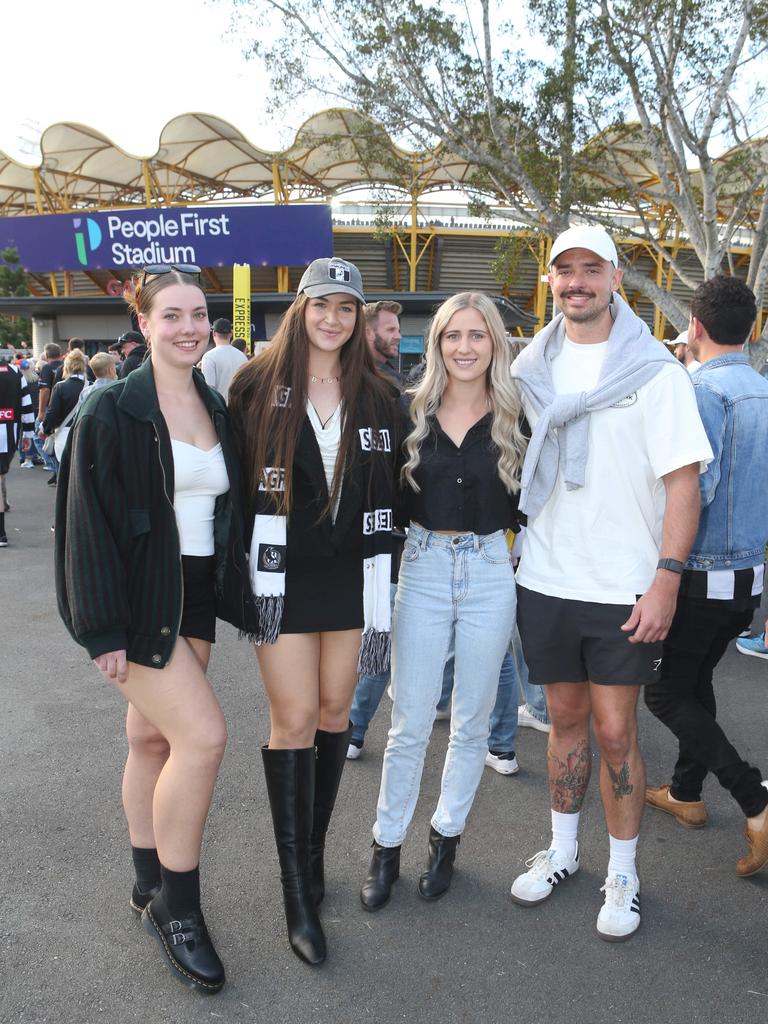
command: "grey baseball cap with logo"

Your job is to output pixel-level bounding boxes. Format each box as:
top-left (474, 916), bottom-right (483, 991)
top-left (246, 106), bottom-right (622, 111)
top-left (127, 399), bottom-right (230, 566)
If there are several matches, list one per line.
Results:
top-left (297, 257), bottom-right (365, 303)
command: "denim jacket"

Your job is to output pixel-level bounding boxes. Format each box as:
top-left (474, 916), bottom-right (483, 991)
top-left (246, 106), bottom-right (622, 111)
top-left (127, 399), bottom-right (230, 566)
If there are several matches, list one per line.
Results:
top-left (686, 353), bottom-right (768, 570)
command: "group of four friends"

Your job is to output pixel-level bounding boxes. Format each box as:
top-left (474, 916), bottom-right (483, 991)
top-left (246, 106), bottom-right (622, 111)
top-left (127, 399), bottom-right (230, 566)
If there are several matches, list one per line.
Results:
top-left (54, 224), bottom-right (768, 994)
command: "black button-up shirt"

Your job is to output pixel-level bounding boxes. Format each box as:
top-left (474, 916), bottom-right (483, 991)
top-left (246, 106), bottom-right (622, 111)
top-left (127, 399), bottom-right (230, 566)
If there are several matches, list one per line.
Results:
top-left (397, 407), bottom-right (523, 534)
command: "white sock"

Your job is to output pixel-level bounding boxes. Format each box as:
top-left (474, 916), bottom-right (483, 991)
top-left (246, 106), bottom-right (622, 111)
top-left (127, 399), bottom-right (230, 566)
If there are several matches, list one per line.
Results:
top-left (607, 834), bottom-right (638, 878)
top-left (551, 810), bottom-right (579, 859)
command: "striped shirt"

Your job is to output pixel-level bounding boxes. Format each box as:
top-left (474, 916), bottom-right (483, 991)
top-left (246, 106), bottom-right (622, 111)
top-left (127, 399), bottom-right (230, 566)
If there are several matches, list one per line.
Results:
top-left (0, 361), bottom-right (35, 455)
top-left (679, 563), bottom-right (764, 610)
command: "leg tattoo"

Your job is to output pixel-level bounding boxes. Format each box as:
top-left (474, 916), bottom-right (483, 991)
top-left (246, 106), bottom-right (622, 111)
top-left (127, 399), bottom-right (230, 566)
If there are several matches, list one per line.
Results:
top-left (606, 761), bottom-right (633, 800)
top-left (549, 739), bottom-right (592, 813)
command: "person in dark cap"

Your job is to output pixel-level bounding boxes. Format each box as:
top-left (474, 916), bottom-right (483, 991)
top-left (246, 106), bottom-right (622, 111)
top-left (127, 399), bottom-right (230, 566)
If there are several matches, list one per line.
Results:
top-left (114, 330), bottom-right (148, 379)
top-left (201, 317), bottom-right (246, 403)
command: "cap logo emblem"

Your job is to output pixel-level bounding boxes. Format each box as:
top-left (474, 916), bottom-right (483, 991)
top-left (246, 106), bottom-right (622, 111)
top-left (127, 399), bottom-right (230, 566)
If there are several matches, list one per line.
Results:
top-left (328, 259), bottom-right (351, 283)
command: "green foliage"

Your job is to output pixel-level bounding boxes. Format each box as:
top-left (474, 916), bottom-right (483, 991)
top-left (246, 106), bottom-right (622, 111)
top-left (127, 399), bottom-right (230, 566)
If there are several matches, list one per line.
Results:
top-left (235, 0), bottom-right (768, 354)
top-left (0, 247), bottom-right (31, 349)
top-left (491, 236), bottom-right (527, 294)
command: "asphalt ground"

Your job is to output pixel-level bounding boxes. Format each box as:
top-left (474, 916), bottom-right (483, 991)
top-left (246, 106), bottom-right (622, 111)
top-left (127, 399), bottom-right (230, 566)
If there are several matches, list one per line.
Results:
top-left (1, 461), bottom-right (767, 1024)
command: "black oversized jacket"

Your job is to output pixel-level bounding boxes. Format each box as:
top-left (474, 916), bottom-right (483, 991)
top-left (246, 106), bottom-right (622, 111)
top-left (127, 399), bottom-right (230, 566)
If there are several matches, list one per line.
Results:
top-left (54, 359), bottom-right (255, 668)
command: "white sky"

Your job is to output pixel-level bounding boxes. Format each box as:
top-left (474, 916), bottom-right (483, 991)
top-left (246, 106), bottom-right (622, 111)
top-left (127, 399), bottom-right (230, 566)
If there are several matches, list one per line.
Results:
top-left (2, 0), bottom-right (299, 162)
top-left (3, 1), bottom-right (762, 168)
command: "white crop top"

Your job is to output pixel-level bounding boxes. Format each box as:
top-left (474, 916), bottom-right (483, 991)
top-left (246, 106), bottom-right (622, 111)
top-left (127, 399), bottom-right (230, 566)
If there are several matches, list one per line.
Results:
top-left (171, 439), bottom-right (230, 556)
top-left (306, 400), bottom-right (343, 522)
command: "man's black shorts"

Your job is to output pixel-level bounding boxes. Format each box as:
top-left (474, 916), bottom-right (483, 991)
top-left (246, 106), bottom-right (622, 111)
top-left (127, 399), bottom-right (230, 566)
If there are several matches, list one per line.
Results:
top-left (517, 586), bottom-right (663, 686)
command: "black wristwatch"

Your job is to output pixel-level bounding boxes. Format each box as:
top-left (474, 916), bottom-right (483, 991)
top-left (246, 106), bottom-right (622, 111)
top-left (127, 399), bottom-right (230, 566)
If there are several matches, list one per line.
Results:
top-left (657, 558), bottom-right (685, 574)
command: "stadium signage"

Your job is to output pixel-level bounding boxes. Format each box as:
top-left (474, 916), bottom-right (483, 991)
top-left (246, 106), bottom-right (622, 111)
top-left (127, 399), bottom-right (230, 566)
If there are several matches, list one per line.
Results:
top-left (0, 204), bottom-right (333, 273)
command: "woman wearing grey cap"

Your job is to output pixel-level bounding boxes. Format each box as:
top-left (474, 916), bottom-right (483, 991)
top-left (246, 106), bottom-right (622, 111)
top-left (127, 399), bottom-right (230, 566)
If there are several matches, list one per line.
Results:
top-left (229, 256), bottom-right (398, 966)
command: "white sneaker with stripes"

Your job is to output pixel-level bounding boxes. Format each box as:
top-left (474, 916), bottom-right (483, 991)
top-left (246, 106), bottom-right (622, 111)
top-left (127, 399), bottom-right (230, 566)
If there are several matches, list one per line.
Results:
top-left (596, 872), bottom-right (641, 941)
top-left (510, 844), bottom-right (579, 906)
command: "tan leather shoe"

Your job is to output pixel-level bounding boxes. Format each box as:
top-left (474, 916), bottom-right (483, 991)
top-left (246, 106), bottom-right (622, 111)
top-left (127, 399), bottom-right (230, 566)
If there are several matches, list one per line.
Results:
top-left (645, 784), bottom-right (707, 829)
top-left (736, 812), bottom-right (768, 877)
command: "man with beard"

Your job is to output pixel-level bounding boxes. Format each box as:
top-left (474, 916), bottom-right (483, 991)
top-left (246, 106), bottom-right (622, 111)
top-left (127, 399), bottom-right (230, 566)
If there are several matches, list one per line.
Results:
top-left (508, 226), bottom-right (713, 941)
top-left (672, 331), bottom-right (701, 374)
top-left (364, 300), bottom-right (403, 388)
top-left (645, 275), bottom-right (768, 878)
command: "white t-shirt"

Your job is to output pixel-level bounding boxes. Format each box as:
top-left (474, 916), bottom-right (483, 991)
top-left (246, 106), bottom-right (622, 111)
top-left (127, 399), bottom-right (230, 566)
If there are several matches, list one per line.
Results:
top-left (200, 345), bottom-right (247, 403)
top-left (516, 337), bottom-right (713, 604)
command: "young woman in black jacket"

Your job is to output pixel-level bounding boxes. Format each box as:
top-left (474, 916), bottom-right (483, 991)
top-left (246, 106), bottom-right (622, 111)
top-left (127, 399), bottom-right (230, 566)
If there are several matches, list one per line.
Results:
top-left (41, 348), bottom-right (87, 461)
top-left (55, 266), bottom-right (254, 995)
top-left (228, 257), bottom-right (397, 966)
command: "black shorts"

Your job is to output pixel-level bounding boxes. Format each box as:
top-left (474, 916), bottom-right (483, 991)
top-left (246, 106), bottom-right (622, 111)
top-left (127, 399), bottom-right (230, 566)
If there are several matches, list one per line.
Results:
top-left (0, 452), bottom-right (12, 475)
top-left (517, 586), bottom-right (662, 686)
top-left (179, 555), bottom-right (217, 644)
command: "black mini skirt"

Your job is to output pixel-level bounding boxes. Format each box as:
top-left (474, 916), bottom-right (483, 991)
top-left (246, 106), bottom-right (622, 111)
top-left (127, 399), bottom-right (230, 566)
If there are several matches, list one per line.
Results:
top-left (179, 554), bottom-right (217, 644)
top-left (280, 554), bottom-right (363, 634)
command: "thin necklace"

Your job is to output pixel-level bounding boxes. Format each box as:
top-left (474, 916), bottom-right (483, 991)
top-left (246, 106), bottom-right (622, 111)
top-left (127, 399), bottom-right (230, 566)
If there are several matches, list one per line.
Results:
top-left (309, 373), bottom-right (341, 384)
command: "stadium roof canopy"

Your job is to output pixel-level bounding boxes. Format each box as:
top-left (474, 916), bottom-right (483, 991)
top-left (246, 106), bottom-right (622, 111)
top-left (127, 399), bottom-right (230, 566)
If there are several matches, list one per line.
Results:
top-left (0, 109), bottom-right (487, 215)
top-left (2, 110), bottom-right (765, 341)
top-left (1, 109), bottom-right (763, 217)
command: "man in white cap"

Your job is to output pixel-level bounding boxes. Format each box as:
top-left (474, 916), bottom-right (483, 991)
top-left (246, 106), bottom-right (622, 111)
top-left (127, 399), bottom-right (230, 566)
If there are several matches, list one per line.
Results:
top-left (509, 225), bottom-right (713, 940)
top-left (672, 331), bottom-right (702, 374)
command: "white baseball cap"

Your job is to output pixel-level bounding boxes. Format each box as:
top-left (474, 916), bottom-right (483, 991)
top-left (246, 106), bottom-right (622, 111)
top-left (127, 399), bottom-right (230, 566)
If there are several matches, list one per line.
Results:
top-left (549, 226), bottom-right (618, 267)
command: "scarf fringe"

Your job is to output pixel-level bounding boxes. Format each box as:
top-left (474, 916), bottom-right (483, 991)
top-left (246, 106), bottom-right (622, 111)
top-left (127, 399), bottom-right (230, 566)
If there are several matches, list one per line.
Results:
top-left (240, 594), bottom-right (284, 645)
top-left (358, 628), bottom-right (391, 676)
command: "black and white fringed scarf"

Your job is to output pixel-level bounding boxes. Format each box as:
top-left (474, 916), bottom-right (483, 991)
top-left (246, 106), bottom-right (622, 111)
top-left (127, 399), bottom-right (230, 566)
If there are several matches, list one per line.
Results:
top-left (249, 386), bottom-right (395, 675)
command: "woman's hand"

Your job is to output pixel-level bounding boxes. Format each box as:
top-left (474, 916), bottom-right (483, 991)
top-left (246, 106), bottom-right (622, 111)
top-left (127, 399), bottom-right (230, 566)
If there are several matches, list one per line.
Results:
top-left (94, 650), bottom-right (128, 683)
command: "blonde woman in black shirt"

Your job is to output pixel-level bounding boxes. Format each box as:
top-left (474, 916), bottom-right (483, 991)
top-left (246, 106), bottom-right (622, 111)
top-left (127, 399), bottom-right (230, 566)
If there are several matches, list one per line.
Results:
top-left (361, 292), bottom-right (527, 910)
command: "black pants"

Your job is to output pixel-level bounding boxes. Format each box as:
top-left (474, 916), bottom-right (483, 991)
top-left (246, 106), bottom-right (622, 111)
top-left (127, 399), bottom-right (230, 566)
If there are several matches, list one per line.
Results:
top-left (644, 597), bottom-right (767, 818)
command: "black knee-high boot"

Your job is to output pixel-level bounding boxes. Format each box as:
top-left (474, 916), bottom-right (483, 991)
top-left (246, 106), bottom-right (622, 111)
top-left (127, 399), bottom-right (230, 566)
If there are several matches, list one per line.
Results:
top-left (261, 745), bottom-right (326, 965)
top-left (310, 723), bottom-right (352, 905)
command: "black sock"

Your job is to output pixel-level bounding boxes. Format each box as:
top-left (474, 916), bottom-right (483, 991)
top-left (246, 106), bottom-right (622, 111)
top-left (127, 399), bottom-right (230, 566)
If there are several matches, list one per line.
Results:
top-left (159, 864), bottom-right (201, 917)
top-left (0, 512), bottom-right (5, 534)
top-left (131, 845), bottom-right (161, 893)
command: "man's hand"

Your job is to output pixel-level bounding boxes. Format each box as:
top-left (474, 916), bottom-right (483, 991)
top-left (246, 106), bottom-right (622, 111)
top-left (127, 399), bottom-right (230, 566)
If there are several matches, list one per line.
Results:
top-left (94, 650), bottom-right (128, 683)
top-left (621, 575), bottom-right (680, 643)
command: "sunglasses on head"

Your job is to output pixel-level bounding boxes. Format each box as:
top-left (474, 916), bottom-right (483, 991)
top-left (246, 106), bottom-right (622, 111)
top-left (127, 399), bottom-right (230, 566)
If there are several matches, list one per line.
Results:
top-left (141, 264), bottom-right (202, 285)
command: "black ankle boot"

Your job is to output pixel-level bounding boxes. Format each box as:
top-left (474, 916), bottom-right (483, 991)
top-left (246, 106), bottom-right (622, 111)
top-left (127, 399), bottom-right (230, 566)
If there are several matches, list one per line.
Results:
top-left (141, 891), bottom-right (225, 994)
top-left (417, 827), bottom-right (460, 901)
top-left (360, 841), bottom-right (401, 911)
top-left (311, 723), bottom-right (352, 905)
top-left (130, 881), bottom-right (161, 914)
top-left (262, 745), bottom-right (326, 965)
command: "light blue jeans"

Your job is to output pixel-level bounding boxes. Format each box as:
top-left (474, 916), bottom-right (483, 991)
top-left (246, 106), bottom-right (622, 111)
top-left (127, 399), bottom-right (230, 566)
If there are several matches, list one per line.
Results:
top-left (512, 625), bottom-right (549, 725)
top-left (435, 625), bottom-right (547, 746)
top-left (33, 423), bottom-right (57, 474)
top-left (373, 526), bottom-right (517, 845)
top-left (350, 584), bottom-right (397, 745)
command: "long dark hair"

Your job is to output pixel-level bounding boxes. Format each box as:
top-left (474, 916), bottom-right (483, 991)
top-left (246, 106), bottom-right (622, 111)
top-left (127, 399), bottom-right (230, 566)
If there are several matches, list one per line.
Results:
top-left (229, 292), bottom-right (394, 516)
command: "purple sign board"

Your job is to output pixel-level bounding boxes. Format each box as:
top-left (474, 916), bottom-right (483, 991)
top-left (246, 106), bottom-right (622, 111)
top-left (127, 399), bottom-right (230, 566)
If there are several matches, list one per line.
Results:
top-left (0, 204), bottom-right (333, 273)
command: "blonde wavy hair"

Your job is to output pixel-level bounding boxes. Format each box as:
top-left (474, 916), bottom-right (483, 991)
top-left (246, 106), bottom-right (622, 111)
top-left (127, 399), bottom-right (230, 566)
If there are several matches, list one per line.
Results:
top-left (401, 292), bottom-right (527, 495)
